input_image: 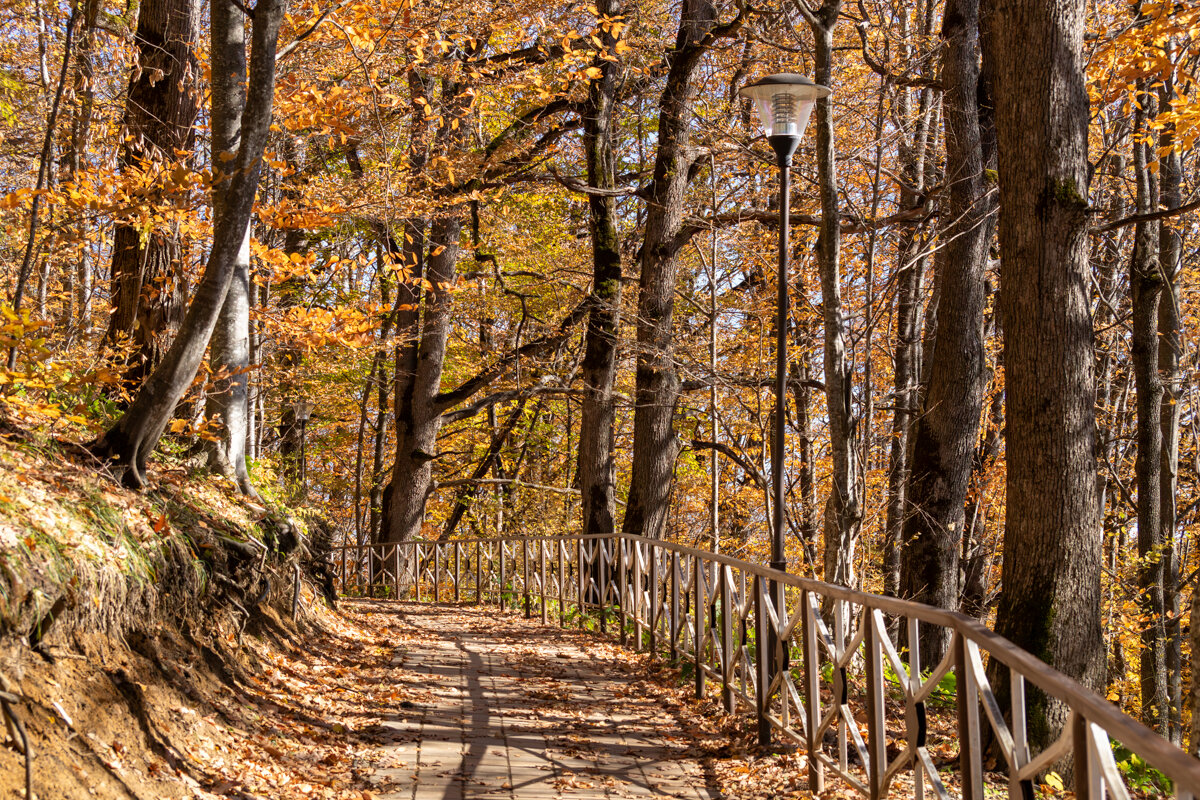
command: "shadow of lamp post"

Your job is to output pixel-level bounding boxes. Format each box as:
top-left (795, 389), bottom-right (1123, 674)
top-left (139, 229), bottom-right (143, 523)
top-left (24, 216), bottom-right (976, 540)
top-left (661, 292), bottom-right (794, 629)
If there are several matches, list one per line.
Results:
top-left (736, 73), bottom-right (830, 747)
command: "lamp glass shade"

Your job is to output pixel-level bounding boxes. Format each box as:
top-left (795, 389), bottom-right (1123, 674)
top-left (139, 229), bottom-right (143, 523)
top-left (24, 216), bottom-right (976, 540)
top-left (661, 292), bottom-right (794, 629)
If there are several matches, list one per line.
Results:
top-left (293, 399), bottom-right (315, 422)
top-left (738, 74), bottom-right (830, 139)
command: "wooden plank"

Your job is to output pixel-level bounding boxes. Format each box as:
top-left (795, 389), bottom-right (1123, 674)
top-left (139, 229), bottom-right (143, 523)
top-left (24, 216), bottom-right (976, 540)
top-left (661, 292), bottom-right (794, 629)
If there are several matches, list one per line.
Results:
top-left (670, 551), bottom-right (680, 662)
top-left (956, 633), bottom-right (984, 800)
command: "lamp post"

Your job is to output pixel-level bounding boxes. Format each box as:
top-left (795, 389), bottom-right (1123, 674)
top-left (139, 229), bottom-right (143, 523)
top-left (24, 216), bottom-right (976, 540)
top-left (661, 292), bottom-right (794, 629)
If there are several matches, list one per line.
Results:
top-left (738, 73), bottom-right (829, 745)
top-left (293, 398), bottom-right (314, 499)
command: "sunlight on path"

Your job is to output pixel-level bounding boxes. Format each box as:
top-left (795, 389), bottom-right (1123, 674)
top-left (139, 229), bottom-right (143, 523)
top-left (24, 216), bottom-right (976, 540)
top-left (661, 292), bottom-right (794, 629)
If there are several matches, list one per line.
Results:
top-left (359, 602), bottom-right (716, 800)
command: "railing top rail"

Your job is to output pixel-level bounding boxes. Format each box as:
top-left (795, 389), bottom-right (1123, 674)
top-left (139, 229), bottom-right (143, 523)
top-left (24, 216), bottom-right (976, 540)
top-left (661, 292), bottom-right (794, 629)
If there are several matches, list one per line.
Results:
top-left (338, 533), bottom-right (1200, 790)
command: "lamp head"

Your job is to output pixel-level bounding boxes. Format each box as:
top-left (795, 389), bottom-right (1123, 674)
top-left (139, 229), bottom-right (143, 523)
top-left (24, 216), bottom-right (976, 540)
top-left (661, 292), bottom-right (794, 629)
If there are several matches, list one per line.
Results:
top-left (293, 399), bottom-right (314, 423)
top-left (738, 73), bottom-right (830, 142)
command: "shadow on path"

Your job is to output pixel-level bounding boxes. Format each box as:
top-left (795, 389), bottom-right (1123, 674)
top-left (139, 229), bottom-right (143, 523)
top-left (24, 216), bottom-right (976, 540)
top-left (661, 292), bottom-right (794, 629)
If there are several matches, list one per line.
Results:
top-left (361, 602), bottom-right (720, 800)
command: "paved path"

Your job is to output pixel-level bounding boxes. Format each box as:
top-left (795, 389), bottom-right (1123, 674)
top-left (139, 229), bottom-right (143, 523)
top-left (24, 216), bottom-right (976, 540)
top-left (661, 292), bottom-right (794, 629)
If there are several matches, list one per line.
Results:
top-left (366, 603), bottom-right (717, 800)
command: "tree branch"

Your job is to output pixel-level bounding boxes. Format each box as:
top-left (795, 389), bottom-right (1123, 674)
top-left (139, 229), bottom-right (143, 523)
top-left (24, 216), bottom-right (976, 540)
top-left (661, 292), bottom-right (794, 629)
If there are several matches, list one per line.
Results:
top-left (432, 298), bottom-right (592, 413)
top-left (691, 439), bottom-right (766, 490)
top-left (1093, 197), bottom-right (1200, 233)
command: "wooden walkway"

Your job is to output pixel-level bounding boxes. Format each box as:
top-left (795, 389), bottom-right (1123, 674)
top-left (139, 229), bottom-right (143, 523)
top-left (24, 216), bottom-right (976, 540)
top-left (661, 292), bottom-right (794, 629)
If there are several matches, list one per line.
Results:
top-left (366, 602), bottom-right (718, 799)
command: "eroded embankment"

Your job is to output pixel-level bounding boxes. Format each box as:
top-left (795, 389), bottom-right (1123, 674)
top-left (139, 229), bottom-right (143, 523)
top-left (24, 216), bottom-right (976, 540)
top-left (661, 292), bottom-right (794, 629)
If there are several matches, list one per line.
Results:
top-left (0, 422), bottom-right (402, 799)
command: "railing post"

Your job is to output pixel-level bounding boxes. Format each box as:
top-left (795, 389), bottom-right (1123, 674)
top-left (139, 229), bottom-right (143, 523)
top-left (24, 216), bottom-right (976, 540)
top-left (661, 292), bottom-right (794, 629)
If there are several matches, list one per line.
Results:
top-left (577, 538), bottom-right (586, 629)
top-left (434, 545), bottom-right (441, 603)
top-left (454, 543), bottom-right (461, 603)
top-left (475, 541), bottom-right (483, 604)
top-left (410, 545), bottom-right (419, 601)
top-left (755, 575), bottom-right (772, 747)
top-left (649, 548), bottom-right (660, 656)
top-left (558, 541), bottom-right (567, 628)
top-left (955, 634), bottom-right (984, 800)
top-left (719, 567), bottom-right (734, 712)
top-left (499, 544), bottom-right (507, 611)
top-left (1073, 714), bottom-right (1095, 800)
top-left (908, 617), bottom-right (924, 800)
top-left (368, 547), bottom-right (375, 596)
top-left (864, 611), bottom-right (886, 800)
top-left (802, 590), bottom-right (824, 793)
top-left (695, 555), bottom-right (705, 698)
top-left (523, 540), bottom-right (532, 618)
top-left (540, 540), bottom-right (548, 625)
top-left (1011, 672), bottom-right (1030, 800)
top-left (396, 545), bottom-right (404, 600)
top-left (633, 542), bottom-right (644, 650)
top-left (599, 538), bottom-right (609, 634)
top-left (670, 551), bottom-right (680, 662)
top-left (618, 539), bottom-right (628, 646)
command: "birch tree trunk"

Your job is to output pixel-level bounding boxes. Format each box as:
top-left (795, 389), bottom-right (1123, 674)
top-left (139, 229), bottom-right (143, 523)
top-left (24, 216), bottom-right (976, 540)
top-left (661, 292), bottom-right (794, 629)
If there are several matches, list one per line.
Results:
top-left (204, 223), bottom-right (257, 496)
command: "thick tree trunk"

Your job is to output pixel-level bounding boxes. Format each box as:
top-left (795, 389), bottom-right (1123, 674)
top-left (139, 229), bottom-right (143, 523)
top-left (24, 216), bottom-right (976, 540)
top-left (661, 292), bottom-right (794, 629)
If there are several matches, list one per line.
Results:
top-left (103, 0), bottom-right (199, 386)
top-left (622, 0), bottom-right (735, 541)
top-left (898, 0), bottom-right (995, 667)
top-left (91, 0), bottom-right (287, 488)
top-left (384, 210), bottom-right (459, 544)
top-left (1128, 87), bottom-right (1167, 734)
top-left (982, 0), bottom-right (1106, 759)
top-left (577, 0), bottom-right (623, 541)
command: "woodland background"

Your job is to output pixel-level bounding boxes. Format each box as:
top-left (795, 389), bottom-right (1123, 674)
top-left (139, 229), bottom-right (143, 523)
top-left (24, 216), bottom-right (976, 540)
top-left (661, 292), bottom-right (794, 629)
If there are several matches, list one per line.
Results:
top-left (0, 0), bottom-right (1197, 763)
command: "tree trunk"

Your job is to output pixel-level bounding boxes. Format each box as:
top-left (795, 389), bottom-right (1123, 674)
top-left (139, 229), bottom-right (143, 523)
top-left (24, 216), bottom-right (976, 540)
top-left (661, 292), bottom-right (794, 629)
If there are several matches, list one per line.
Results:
top-left (1156, 85), bottom-right (1183, 744)
top-left (91, 0), bottom-right (287, 488)
top-left (1128, 85), bottom-right (1167, 734)
top-left (204, 223), bottom-right (257, 496)
top-left (384, 209), bottom-right (459, 544)
top-left (982, 0), bottom-right (1105, 759)
top-left (577, 0), bottom-right (623, 541)
top-left (622, 0), bottom-right (737, 540)
top-left (898, 0), bottom-right (995, 667)
top-left (882, 80), bottom-right (935, 598)
top-left (103, 0), bottom-right (199, 386)
top-left (800, 0), bottom-right (860, 587)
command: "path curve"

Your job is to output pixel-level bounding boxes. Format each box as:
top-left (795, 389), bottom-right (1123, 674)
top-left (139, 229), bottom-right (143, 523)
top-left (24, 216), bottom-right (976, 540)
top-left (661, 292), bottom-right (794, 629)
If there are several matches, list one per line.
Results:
top-left (362, 602), bottom-right (718, 800)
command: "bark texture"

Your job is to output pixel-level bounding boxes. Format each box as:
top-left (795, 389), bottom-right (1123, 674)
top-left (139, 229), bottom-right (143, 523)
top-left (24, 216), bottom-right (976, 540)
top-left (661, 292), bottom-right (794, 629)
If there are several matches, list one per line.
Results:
top-left (103, 0), bottom-right (200, 386)
top-left (982, 0), bottom-right (1105, 755)
top-left (622, 0), bottom-right (741, 540)
top-left (899, 0), bottom-right (995, 667)
top-left (204, 224), bottom-right (256, 496)
top-left (1128, 89), bottom-right (1167, 734)
top-left (797, 0), bottom-right (860, 586)
top-left (577, 0), bottom-right (623, 541)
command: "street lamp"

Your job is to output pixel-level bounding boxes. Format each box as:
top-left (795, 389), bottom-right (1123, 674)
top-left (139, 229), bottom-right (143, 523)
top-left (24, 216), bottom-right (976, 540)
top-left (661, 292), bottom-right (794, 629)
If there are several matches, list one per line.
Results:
top-left (293, 398), bottom-right (314, 498)
top-left (739, 73), bottom-right (829, 745)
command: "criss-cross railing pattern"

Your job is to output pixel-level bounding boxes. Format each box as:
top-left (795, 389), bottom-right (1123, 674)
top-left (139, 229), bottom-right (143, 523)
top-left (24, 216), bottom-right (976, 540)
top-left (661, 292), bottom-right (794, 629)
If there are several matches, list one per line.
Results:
top-left (336, 534), bottom-right (1200, 800)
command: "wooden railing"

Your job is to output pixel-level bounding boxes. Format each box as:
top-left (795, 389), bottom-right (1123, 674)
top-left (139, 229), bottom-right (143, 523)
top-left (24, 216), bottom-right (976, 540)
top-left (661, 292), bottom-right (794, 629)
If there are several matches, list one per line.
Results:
top-left (335, 534), bottom-right (1200, 800)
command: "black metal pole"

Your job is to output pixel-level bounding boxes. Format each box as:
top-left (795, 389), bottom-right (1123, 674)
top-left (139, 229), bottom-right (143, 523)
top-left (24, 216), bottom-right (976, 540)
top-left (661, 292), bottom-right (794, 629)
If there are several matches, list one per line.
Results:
top-left (764, 133), bottom-right (798, 749)
top-left (769, 141), bottom-right (794, 579)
